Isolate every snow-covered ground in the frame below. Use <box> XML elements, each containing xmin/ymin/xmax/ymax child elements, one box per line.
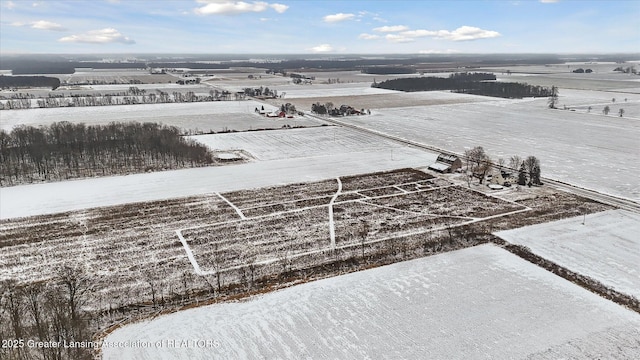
<box><xmin>0</xmin><ymin>144</ymin><xmax>435</xmax><ymax>219</ymax></box>
<box><xmin>0</xmin><ymin>100</ymin><xmax>323</xmax><ymax>132</ymax></box>
<box><xmin>103</xmin><ymin>244</ymin><xmax>640</xmax><ymax>360</ymax></box>
<box><xmin>277</xmin><ymin>83</ymin><xmax>398</xmax><ymax>98</ymax></box>
<box><xmin>495</xmin><ymin>209</ymin><xmax>640</xmax><ymax>299</ymax></box>
<box><xmin>346</xmin><ymin>95</ymin><xmax>640</xmax><ymax>201</ymax></box>
<box><xmin>191</xmin><ymin>126</ymin><xmax>409</xmax><ymax>161</ymax></box>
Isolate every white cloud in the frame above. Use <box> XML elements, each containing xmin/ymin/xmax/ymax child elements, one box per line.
<box><xmin>385</xmin><ymin>34</ymin><xmax>414</xmax><ymax>43</ymax></box>
<box><xmin>58</xmin><ymin>28</ymin><xmax>135</xmax><ymax>44</ymax></box>
<box><xmin>373</xmin><ymin>25</ymin><xmax>409</xmax><ymax>33</ymax></box>
<box><xmin>194</xmin><ymin>1</ymin><xmax>287</xmax><ymax>15</ymax></box>
<box><xmin>382</xmin><ymin>26</ymin><xmax>500</xmax><ymax>42</ymax></box>
<box><xmin>323</xmin><ymin>13</ymin><xmax>355</xmax><ymax>23</ymax></box>
<box><xmin>418</xmin><ymin>49</ymin><xmax>460</xmax><ymax>54</ymax></box>
<box><xmin>540</xmin><ymin>0</ymin><xmax>559</xmax><ymax>3</ymax></box>
<box><xmin>269</xmin><ymin>3</ymin><xmax>288</xmax><ymax>13</ymax></box>
<box><xmin>359</xmin><ymin>33</ymin><xmax>380</xmax><ymax>40</ymax></box>
<box><xmin>4</xmin><ymin>1</ymin><xmax>16</xmax><ymax>9</ymax></box>
<box><xmin>308</xmin><ymin>44</ymin><xmax>334</xmax><ymax>52</ymax></box>
<box><xmin>31</xmin><ymin>20</ymin><xmax>67</xmax><ymax>31</ymax></box>
<box><xmin>10</xmin><ymin>20</ymin><xmax>67</xmax><ymax>31</ymax></box>
<box><xmin>431</xmin><ymin>26</ymin><xmax>500</xmax><ymax>41</ymax></box>
<box><xmin>400</xmin><ymin>29</ymin><xmax>437</xmax><ymax>38</ymax></box>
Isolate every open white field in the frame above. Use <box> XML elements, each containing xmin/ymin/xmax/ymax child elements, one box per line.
<box><xmin>266</xmin><ymin>89</ymin><xmax>489</xmax><ymax>111</ymax></box>
<box><xmin>103</xmin><ymin>244</ymin><xmax>640</xmax><ymax>360</ymax></box>
<box><xmin>494</xmin><ymin>72</ymin><xmax>639</xmax><ymax>91</ymax></box>
<box><xmin>0</xmin><ymin>145</ymin><xmax>435</xmax><ymax>219</ymax></box>
<box><xmin>191</xmin><ymin>126</ymin><xmax>415</xmax><ymax>161</ymax></box>
<box><xmin>276</xmin><ymin>83</ymin><xmax>398</xmax><ymax>98</ymax></box>
<box><xmin>345</xmin><ymin>94</ymin><xmax>640</xmax><ymax>201</ymax></box>
<box><xmin>0</xmin><ymin>100</ymin><xmax>324</xmax><ymax>132</ymax></box>
<box><xmin>495</xmin><ymin>209</ymin><xmax>640</xmax><ymax>299</ymax></box>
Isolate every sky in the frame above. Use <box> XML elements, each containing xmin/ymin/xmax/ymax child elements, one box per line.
<box><xmin>0</xmin><ymin>0</ymin><xmax>638</xmax><ymax>54</ymax></box>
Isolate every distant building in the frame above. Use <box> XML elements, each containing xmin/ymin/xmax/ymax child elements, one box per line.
<box><xmin>428</xmin><ymin>154</ymin><xmax>462</xmax><ymax>173</ymax></box>
<box><xmin>491</xmin><ymin>170</ymin><xmax>516</xmax><ymax>186</ymax></box>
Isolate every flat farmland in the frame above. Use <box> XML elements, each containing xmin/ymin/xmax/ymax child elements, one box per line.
<box><xmin>0</xmin><ymin>147</ymin><xmax>434</xmax><ymax>219</ymax></box>
<box><xmin>0</xmin><ymin>100</ymin><xmax>324</xmax><ymax>132</ymax></box>
<box><xmin>495</xmin><ymin>209</ymin><xmax>640</xmax><ymax>299</ymax></box>
<box><xmin>60</xmin><ymin>69</ymin><xmax>177</xmax><ymax>85</ymax></box>
<box><xmin>264</xmin><ymin>89</ymin><xmax>487</xmax><ymax>110</ymax></box>
<box><xmin>1</xmin><ymin>168</ymin><xmax>526</xmax><ymax>312</ymax></box>
<box><xmin>191</xmin><ymin>125</ymin><xmax>421</xmax><ymax>161</ymax></box>
<box><xmin>103</xmin><ymin>244</ymin><xmax>640</xmax><ymax>360</ymax></box>
<box><xmin>0</xmin><ymin>194</ymin><xmax>239</xmax><ymax>310</ymax></box>
<box><xmin>271</xmin><ymin>83</ymin><xmax>398</xmax><ymax>98</ymax></box>
<box><xmin>495</xmin><ymin>72</ymin><xmax>640</xmax><ymax>91</ymax></box>
<box><xmin>345</xmin><ymin>95</ymin><xmax>640</xmax><ymax>201</ymax></box>
<box><xmin>178</xmin><ymin>168</ymin><xmax>528</xmax><ymax>275</ymax></box>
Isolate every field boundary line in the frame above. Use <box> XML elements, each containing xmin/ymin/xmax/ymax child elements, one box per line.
<box><xmin>394</xmin><ymin>185</ymin><xmax>410</xmax><ymax>194</ymax></box>
<box><xmin>178</xmin><ymin>184</ymin><xmax>458</xmax><ymax>233</ymax></box>
<box><xmin>356</xmin><ymin>199</ymin><xmax>476</xmax><ymax>220</ymax></box>
<box><xmin>237</xmin><ymin>179</ymin><xmax>438</xmax><ymax>211</ymax></box>
<box><xmin>329</xmin><ymin>177</ymin><xmax>342</xmax><ymax>250</ymax></box>
<box><xmin>216</xmin><ymin>192</ymin><xmax>246</xmax><ymax>220</ymax></box>
<box><xmin>179</xmin><ymin>200</ymin><xmax>532</xmax><ymax>276</ymax></box>
<box><xmin>175</xmin><ymin>229</ymin><xmax>204</xmax><ymax>276</ymax></box>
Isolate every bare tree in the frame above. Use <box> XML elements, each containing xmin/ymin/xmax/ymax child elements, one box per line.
<box><xmin>465</xmin><ymin>146</ymin><xmax>492</xmax><ymax>184</ymax></box>
<box><xmin>56</xmin><ymin>265</ymin><xmax>92</xmax><ymax>340</ymax></box>
<box><xmin>358</xmin><ymin>221</ymin><xmax>370</xmax><ymax>259</ymax></box>
<box><xmin>619</xmin><ymin>108</ymin><xmax>625</xmax><ymax>117</ymax></box>
<box><xmin>547</xmin><ymin>85</ymin><xmax>559</xmax><ymax>109</ymax></box>
<box><xmin>524</xmin><ymin>156</ymin><xmax>541</xmax><ymax>186</ymax></box>
<box><xmin>603</xmin><ymin>105</ymin><xmax>610</xmax><ymax>115</ymax></box>
<box><xmin>509</xmin><ymin>155</ymin><xmax>523</xmax><ymax>171</ymax></box>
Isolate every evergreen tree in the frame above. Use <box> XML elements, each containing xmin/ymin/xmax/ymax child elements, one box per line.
<box><xmin>518</xmin><ymin>162</ymin><xmax>527</xmax><ymax>186</ymax></box>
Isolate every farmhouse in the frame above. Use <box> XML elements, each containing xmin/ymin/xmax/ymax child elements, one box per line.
<box><xmin>428</xmin><ymin>154</ymin><xmax>462</xmax><ymax>173</ymax></box>
<box><xmin>491</xmin><ymin>170</ymin><xmax>516</xmax><ymax>186</ymax></box>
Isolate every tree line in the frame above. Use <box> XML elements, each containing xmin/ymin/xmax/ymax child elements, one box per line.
<box><xmin>0</xmin><ymin>121</ymin><xmax>214</xmax><ymax>186</ymax></box>
<box><xmin>0</xmin><ymin>266</ymin><xmax>94</xmax><ymax>360</ymax></box>
<box><xmin>464</xmin><ymin>146</ymin><xmax>542</xmax><ymax>187</ymax></box>
<box><xmin>361</xmin><ymin>67</ymin><xmax>416</xmax><ymax>75</ymax></box>
<box><xmin>372</xmin><ymin>72</ymin><xmax>553</xmax><ymax>99</ymax></box>
<box><xmin>0</xmin><ymin>76</ymin><xmax>61</xmax><ymax>90</ymax></box>
<box><xmin>0</xmin><ymin>87</ymin><xmax>241</xmax><ymax>110</ymax></box>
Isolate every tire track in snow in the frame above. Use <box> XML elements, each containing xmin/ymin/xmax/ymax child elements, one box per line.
<box><xmin>216</xmin><ymin>192</ymin><xmax>246</xmax><ymax>220</ymax></box>
<box><xmin>175</xmin><ymin>229</ymin><xmax>204</xmax><ymax>276</ymax></box>
<box><xmin>328</xmin><ymin>177</ymin><xmax>342</xmax><ymax>251</ymax></box>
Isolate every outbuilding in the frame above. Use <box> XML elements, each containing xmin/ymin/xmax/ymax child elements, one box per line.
<box><xmin>428</xmin><ymin>154</ymin><xmax>462</xmax><ymax>173</ymax></box>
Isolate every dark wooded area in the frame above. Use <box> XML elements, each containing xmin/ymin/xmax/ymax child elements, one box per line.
<box><xmin>0</xmin><ymin>122</ymin><xmax>215</xmax><ymax>186</ymax></box>
<box><xmin>372</xmin><ymin>72</ymin><xmax>553</xmax><ymax>98</ymax></box>
<box><xmin>0</xmin><ymin>75</ymin><xmax>61</xmax><ymax>90</ymax></box>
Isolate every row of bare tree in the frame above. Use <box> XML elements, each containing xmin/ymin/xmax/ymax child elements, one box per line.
<box><xmin>0</xmin><ymin>266</ymin><xmax>94</xmax><ymax>360</ymax></box>
<box><xmin>464</xmin><ymin>146</ymin><xmax>541</xmax><ymax>186</ymax></box>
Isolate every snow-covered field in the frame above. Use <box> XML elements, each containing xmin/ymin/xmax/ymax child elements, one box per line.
<box><xmin>345</xmin><ymin>94</ymin><xmax>640</xmax><ymax>201</ymax></box>
<box><xmin>276</xmin><ymin>83</ymin><xmax>398</xmax><ymax>98</ymax></box>
<box><xmin>495</xmin><ymin>209</ymin><xmax>640</xmax><ymax>299</ymax></box>
<box><xmin>0</xmin><ymin>145</ymin><xmax>435</xmax><ymax>219</ymax></box>
<box><xmin>191</xmin><ymin>126</ymin><xmax>412</xmax><ymax>161</ymax></box>
<box><xmin>103</xmin><ymin>244</ymin><xmax>640</xmax><ymax>360</ymax></box>
<box><xmin>0</xmin><ymin>100</ymin><xmax>323</xmax><ymax>132</ymax></box>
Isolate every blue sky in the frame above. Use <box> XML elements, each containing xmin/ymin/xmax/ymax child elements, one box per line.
<box><xmin>1</xmin><ymin>0</ymin><xmax>638</xmax><ymax>54</ymax></box>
